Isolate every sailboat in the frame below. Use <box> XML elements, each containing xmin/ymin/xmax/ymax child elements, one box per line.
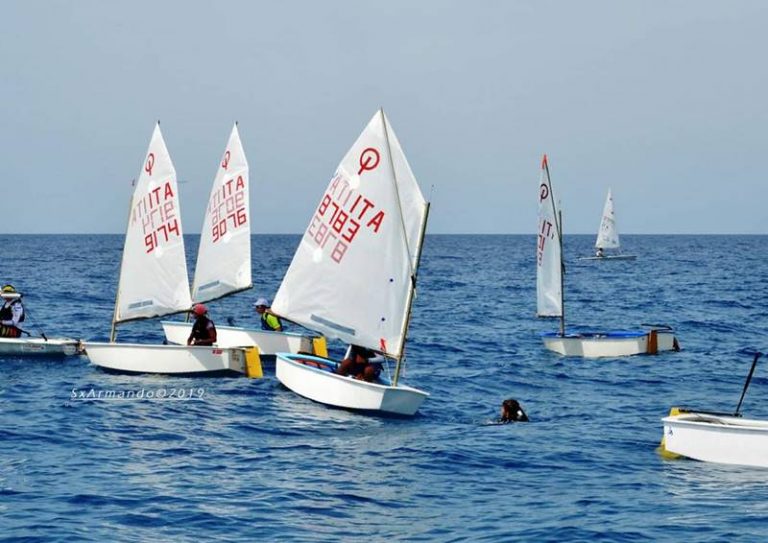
<box><xmin>0</xmin><ymin>289</ymin><xmax>81</xmax><ymax>356</ymax></box>
<box><xmin>84</xmin><ymin>123</ymin><xmax>258</xmax><ymax>375</ymax></box>
<box><xmin>537</xmin><ymin>155</ymin><xmax>678</xmax><ymax>357</ymax></box>
<box><xmin>160</xmin><ymin>124</ymin><xmax>320</xmax><ymax>355</ymax></box>
<box><xmin>272</xmin><ymin>109</ymin><xmax>430</xmax><ymax>416</ymax></box>
<box><xmin>581</xmin><ymin>189</ymin><xmax>636</xmax><ymax>261</ymax></box>
<box><xmin>660</xmin><ymin>353</ymin><xmax>768</xmax><ymax>468</ymax></box>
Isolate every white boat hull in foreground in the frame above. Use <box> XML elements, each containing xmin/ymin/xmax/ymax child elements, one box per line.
<box><xmin>84</xmin><ymin>342</ymin><xmax>248</xmax><ymax>375</ymax></box>
<box><xmin>161</xmin><ymin>321</ymin><xmax>314</xmax><ymax>354</ymax></box>
<box><xmin>662</xmin><ymin>411</ymin><xmax>768</xmax><ymax>468</ymax></box>
<box><xmin>541</xmin><ymin>329</ymin><xmax>678</xmax><ymax>357</ymax></box>
<box><xmin>275</xmin><ymin>353</ymin><xmax>429</xmax><ymax>416</ymax></box>
<box><xmin>0</xmin><ymin>337</ymin><xmax>81</xmax><ymax>357</ymax></box>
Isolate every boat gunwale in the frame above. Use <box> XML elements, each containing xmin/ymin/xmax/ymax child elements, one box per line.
<box><xmin>276</xmin><ymin>352</ymin><xmax>429</xmax><ymax>396</ymax></box>
<box><xmin>663</xmin><ymin>414</ymin><xmax>768</xmax><ymax>432</ymax></box>
<box><xmin>160</xmin><ymin>320</ymin><xmax>319</xmax><ymax>339</ymax></box>
<box><xmin>540</xmin><ymin>330</ymin><xmax>672</xmax><ymax>339</ymax></box>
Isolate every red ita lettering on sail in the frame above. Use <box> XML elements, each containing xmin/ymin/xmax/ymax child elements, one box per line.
<box><xmin>132</xmin><ymin>181</ymin><xmax>180</xmax><ymax>254</ymax></box>
<box><xmin>209</xmin><ymin>174</ymin><xmax>247</xmax><ymax>243</ymax></box>
<box><xmin>306</xmin><ymin>171</ymin><xmax>385</xmax><ymax>263</ymax></box>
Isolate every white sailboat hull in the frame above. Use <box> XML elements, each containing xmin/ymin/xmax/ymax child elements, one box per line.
<box><xmin>662</xmin><ymin>412</ymin><xmax>768</xmax><ymax>468</ymax></box>
<box><xmin>84</xmin><ymin>342</ymin><xmax>246</xmax><ymax>374</ymax></box>
<box><xmin>0</xmin><ymin>337</ymin><xmax>81</xmax><ymax>357</ymax></box>
<box><xmin>275</xmin><ymin>353</ymin><xmax>429</xmax><ymax>416</ymax></box>
<box><xmin>541</xmin><ymin>330</ymin><xmax>677</xmax><ymax>357</ymax></box>
<box><xmin>161</xmin><ymin>321</ymin><xmax>313</xmax><ymax>354</ymax></box>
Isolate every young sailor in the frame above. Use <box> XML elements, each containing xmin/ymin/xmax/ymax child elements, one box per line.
<box><xmin>0</xmin><ymin>285</ymin><xmax>25</xmax><ymax>338</ymax></box>
<box><xmin>187</xmin><ymin>304</ymin><xmax>217</xmax><ymax>346</ymax></box>
<box><xmin>254</xmin><ymin>298</ymin><xmax>283</xmax><ymax>332</ymax></box>
<box><xmin>336</xmin><ymin>345</ymin><xmax>383</xmax><ymax>382</ymax></box>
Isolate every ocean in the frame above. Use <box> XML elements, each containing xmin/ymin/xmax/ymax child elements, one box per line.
<box><xmin>1</xmin><ymin>234</ymin><xmax>767</xmax><ymax>542</ymax></box>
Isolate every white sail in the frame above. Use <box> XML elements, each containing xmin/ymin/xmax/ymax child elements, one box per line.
<box><xmin>595</xmin><ymin>188</ymin><xmax>620</xmax><ymax>249</ymax></box>
<box><xmin>536</xmin><ymin>154</ymin><xmax>562</xmax><ymax>318</ymax></box>
<box><xmin>191</xmin><ymin>123</ymin><xmax>252</xmax><ymax>303</ymax></box>
<box><xmin>273</xmin><ymin>110</ymin><xmax>427</xmax><ymax>359</ymax></box>
<box><xmin>115</xmin><ymin>123</ymin><xmax>192</xmax><ymax>323</ymax></box>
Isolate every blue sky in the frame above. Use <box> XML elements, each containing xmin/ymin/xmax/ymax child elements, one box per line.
<box><xmin>1</xmin><ymin>1</ymin><xmax>766</xmax><ymax>234</ymax></box>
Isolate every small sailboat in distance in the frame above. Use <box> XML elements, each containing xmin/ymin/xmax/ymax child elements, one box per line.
<box><xmin>537</xmin><ymin>155</ymin><xmax>678</xmax><ymax>358</ymax></box>
<box><xmin>581</xmin><ymin>189</ymin><xmax>636</xmax><ymax>261</ymax></box>
<box><xmin>272</xmin><ymin>109</ymin><xmax>430</xmax><ymax>416</ymax></box>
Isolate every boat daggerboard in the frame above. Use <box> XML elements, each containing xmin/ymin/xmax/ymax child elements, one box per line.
<box><xmin>114</xmin><ymin>123</ymin><xmax>193</xmax><ymax>324</ymax></box>
<box><xmin>272</xmin><ymin>110</ymin><xmax>427</xmax><ymax>359</ymax></box>
<box><xmin>595</xmin><ymin>188</ymin><xmax>619</xmax><ymax>249</ymax></box>
<box><xmin>191</xmin><ymin>123</ymin><xmax>252</xmax><ymax>303</ymax></box>
<box><xmin>536</xmin><ymin>154</ymin><xmax>562</xmax><ymax>318</ymax></box>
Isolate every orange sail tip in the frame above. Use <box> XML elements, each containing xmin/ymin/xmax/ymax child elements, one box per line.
<box><xmin>541</xmin><ymin>154</ymin><xmax>548</xmax><ymax>168</ymax></box>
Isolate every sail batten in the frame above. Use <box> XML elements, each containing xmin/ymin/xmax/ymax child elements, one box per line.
<box><xmin>191</xmin><ymin>124</ymin><xmax>252</xmax><ymax>304</ymax></box>
<box><xmin>536</xmin><ymin>155</ymin><xmax>563</xmax><ymax>318</ymax></box>
<box><xmin>114</xmin><ymin>124</ymin><xmax>192</xmax><ymax>324</ymax></box>
<box><xmin>272</xmin><ymin>111</ymin><xmax>427</xmax><ymax>359</ymax></box>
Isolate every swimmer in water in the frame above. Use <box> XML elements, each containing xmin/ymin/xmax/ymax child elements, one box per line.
<box><xmin>500</xmin><ymin>399</ymin><xmax>529</xmax><ymax>423</ymax></box>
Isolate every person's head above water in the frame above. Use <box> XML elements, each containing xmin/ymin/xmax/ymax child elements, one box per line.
<box><xmin>500</xmin><ymin>399</ymin><xmax>529</xmax><ymax>423</ymax></box>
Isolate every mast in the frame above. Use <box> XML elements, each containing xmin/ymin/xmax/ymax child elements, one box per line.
<box><xmin>543</xmin><ymin>156</ymin><xmax>565</xmax><ymax>336</ymax></box>
<box><xmin>393</xmin><ymin>201</ymin><xmax>430</xmax><ymax>387</ymax></box>
<box><xmin>558</xmin><ymin>209</ymin><xmax>565</xmax><ymax>336</ymax></box>
<box><xmin>380</xmin><ymin>108</ymin><xmax>428</xmax><ymax>386</ymax></box>
<box><xmin>109</xmin><ymin>181</ymin><xmax>137</xmax><ymax>342</ymax></box>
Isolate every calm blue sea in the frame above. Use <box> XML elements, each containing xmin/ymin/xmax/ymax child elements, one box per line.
<box><xmin>1</xmin><ymin>234</ymin><xmax>767</xmax><ymax>542</ymax></box>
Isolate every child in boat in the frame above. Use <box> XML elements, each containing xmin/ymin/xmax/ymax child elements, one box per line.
<box><xmin>336</xmin><ymin>344</ymin><xmax>382</xmax><ymax>382</ymax></box>
<box><xmin>0</xmin><ymin>285</ymin><xmax>25</xmax><ymax>338</ymax></box>
<box><xmin>500</xmin><ymin>399</ymin><xmax>529</xmax><ymax>423</ymax></box>
<box><xmin>254</xmin><ymin>297</ymin><xmax>283</xmax><ymax>331</ymax></box>
<box><xmin>187</xmin><ymin>304</ymin><xmax>217</xmax><ymax>346</ymax></box>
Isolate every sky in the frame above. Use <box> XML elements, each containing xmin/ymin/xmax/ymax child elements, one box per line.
<box><xmin>1</xmin><ymin>1</ymin><xmax>766</xmax><ymax>235</ymax></box>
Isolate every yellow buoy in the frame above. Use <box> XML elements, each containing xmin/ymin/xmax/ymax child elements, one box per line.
<box><xmin>244</xmin><ymin>346</ymin><xmax>263</xmax><ymax>378</ymax></box>
<box><xmin>312</xmin><ymin>337</ymin><xmax>328</xmax><ymax>358</ymax></box>
<box><xmin>657</xmin><ymin>407</ymin><xmax>682</xmax><ymax>459</ymax></box>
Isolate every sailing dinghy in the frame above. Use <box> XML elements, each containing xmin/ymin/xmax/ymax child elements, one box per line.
<box><xmin>272</xmin><ymin>109</ymin><xmax>430</xmax><ymax>416</ymax></box>
<box><xmin>160</xmin><ymin>123</ymin><xmax>319</xmax><ymax>355</ymax></box>
<box><xmin>0</xmin><ymin>291</ymin><xmax>81</xmax><ymax>356</ymax></box>
<box><xmin>660</xmin><ymin>353</ymin><xmax>768</xmax><ymax>468</ymax></box>
<box><xmin>537</xmin><ymin>155</ymin><xmax>678</xmax><ymax>357</ymax></box>
<box><xmin>580</xmin><ymin>189</ymin><xmax>636</xmax><ymax>261</ymax></box>
<box><xmin>84</xmin><ymin>123</ymin><xmax>258</xmax><ymax>375</ymax></box>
